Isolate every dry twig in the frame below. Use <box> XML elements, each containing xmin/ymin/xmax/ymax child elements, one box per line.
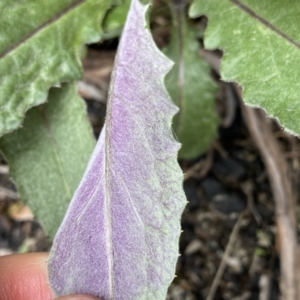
<box><xmin>240</xmin><ymin>98</ymin><xmax>298</xmax><ymax>300</ymax></box>
<box><xmin>206</xmin><ymin>212</ymin><xmax>245</xmax><ymax>300</ymax></box>
<box><xmin>241</xmin><ymin>181</ymin><xmax>262</xmax><ymax>224</ymax></box>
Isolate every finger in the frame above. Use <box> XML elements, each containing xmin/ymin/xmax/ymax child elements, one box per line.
<box><xmin>0</xmin><ymin>252</ymin><xmax>53</xmax><ymax>300</ymax></box>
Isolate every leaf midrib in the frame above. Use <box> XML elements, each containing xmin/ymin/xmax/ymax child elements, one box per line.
<box><xmin>0</xmin><ymin>0</ymin><xmax>85</xmax><ymax>60</ymax></box>
<box><xmin>230</xmin><ymin>0</ymin><xmax>300</xmax><ymax>50</ymax></box>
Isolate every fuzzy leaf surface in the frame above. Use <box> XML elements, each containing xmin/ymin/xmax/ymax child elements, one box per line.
<box><xmin>0</xmin><ymin>84</ymin><xmax>95</xmax><ymax>239</ymax></box>
<box><xmin>0</xmin><ymin>0</ymin><xmax>110</xmax><ymax>137</ymax></box>
<box><xmin>165</xmin><ymin>13</ymin><xmax>218</xmax><ymax>159</ymax></box>
<box><xmin>190</xmin><ymin>0</ymin><xmax>300</xmax><ymax>135</ymax></box>
<box><xmin>48</xmin><ymin>0</ymin><xmax>186</xmax><ymax>299</ymax></box>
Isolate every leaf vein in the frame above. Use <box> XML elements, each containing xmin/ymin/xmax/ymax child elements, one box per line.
<box><xmin>230</xmin><ymin>0</ymin><xmax>300</xmax><ymax>50</ymax></box>
<box><xmin>0</xmin><ymin>0</ymin><xmax>85</xmax><ymax>60</ymax></box>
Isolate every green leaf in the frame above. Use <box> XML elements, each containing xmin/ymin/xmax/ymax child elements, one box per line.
<box><xmin>0</xmin><ymin>83</ymin><xmax>95</xmax><ymax>239</ymax></box>
<box><xmin>165</xmin><ymin>10</ymin><xmax>219</xmax><ymax>159</ymax></box>
<box><xmin>102</xmin><ymin>0</ymin><xmax>130</xmax><ymax>39</ymax></box>
<box><xmin>189</xmin><ymin>0</ymin><xmax>300</xmax><ymax>135</ymax></box>
<box><xmin>0</xmin><ymin>0</ymin><xmax>110</xmax><ymax>137</ymax></box>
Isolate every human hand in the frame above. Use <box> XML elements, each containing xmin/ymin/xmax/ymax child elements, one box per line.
<box><xmin>0</xmin><ymin>253</ymin><xmax>101</xmax><ymax>300</ymax></box>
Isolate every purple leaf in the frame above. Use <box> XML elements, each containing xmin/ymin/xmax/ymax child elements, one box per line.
<box><xmin>47</xmin><ymin>0</ymin><xmax>186</xmax><ymax>299</ymax></box>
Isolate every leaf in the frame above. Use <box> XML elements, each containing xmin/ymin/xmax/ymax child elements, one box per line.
<box><xmin>0</xmin><ymin>83</ymin><xmax>95</xmax><ymax>239</ymax></box>
<box><xmin>189</xmin><ymin>1</ymin><xmax>300</xmax><ymax>135</ymax></box>
<box><xmin>48</xmin><ymin>0</ymin><xmax>186</xmax><ymax>298</ymax></box>
<box><xmin>0</xmin><ymin>0</ymin><xmax>110</xmax><ymax>137</ymax></box>
<box><xmin>102</xmin><ymin>0</ymin><xmax>130</xmax><ymax>39</ymax></box>
<box><xmin>164</xmin><ymin>7</ymin><xmax>219</xmax><ymax>159</ymax></box>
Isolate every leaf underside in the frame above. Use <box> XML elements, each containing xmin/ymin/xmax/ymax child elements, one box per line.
<box><xmin>190</xmin><ymin>0</ymin><xmax>300</xmax><ymax>135</ymax></box>
<box><xmin>0</xmin><ymin>0</ymin><xmax>110</xmax><ymax>137</ymax></box>
<box><xmin>0</xmin><ymin>83</ymin><xmax>95</xmax><ymax>239</ymax></box>
<box><xmin>165</xmin><ymin>13</ymin><xmax>219</xmax><ymax>159</ymax></box>
<box><xmin>48</xmin><ymin>0</ymin><xmax>186</xmax><ymax>299</ymax></box>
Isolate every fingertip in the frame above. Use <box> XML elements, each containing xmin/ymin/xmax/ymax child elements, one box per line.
<box><xmin>0</xmin><ymin>253</ymin><xmax>103</xmax><ymax>300</ymax></box>
<box><xmin>0</xmin><ymin>252</ymin><xmax>52</xmax><ymax>300</ymax></box>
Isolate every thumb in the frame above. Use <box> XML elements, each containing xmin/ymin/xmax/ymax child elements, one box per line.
<box><xmin>0</xmin><ymin>253</ymin><xmax>103</xmax><ymax>300</ymax></box>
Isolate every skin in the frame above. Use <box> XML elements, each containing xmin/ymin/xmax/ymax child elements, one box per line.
<box><xmin>0</xmin><ymin>253</ymin><xmax>100</xmax><ymax>300</ymax></box>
